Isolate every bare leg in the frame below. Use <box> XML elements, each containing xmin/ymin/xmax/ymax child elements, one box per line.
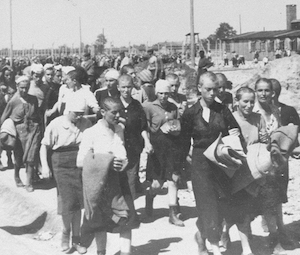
<box><xmin>236</xmin><ymin>216</ymin><xmax>252</xmax><ymax>255</ymax></box>
<box><xmin>95</xmin><ymin>231</ymin><xmax>107</xmax><ymax>255</ymax></box>
<box><xmin>168</xmin><ymin>180</ymin><xmax>184</xmax><ymax>227</ymax></box>
<box><xmin>120</xmin><ymin>229</ymin><xmax>131</xmax><ymax>255</ymax></box>
<box><xmin>61</xmin><ymin>214</ymin><xmax>72</xmax><ymax>251</ymax></box>
<box><xmin>71</xmin><ymin>210</ymin><xmax>81</xmax><ymax>237</ymax></box>
<box><xmin>25</xmin><ymin>163</ymin><xmax>34</xmax><ymax>192</ymax></box>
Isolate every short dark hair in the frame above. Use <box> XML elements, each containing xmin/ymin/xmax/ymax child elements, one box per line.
<box><xmin>269</xmin><ymin>78</ymin><xmax>281</xmax><ymax>96</ymax></box>
<box><xmin>101</xmin><ymin>97</ymin><xmax>121</xmax><ymax>111</ymax></box>
<box><xmin>235</xmin><ymin>86</ymin><xmax>255</xmax><ymax>101</ymax></box>
<box><xmin>120</xmin><ymin>64</ymin><xmax>134</xmax><ymax>75</ymax></box>
<box><xmin>254</xmin><ymin>78</ymin><xmax>273</xmax><ymax>90</ymax></box>
<box><xmin>67</xmin><ymin>66</ymin><xmax>88</xmax><ymax>84</ymax></box>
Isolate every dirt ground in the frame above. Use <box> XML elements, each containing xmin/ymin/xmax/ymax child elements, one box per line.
<box><xmin>1</xmin><ymin>58</ymin><xmax>300</xmax><ymax>255</ymax></box>
<box><xmin>1</xmin><ymin>152</ymin><xmax>300</xmax><ymax>255</ymax></box>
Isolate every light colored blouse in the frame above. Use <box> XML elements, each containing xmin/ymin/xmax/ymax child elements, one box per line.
<box><xmin>233</xmin><ymin>111</ymin><xmax>266</xmax><ymax>146</ymax></box>
<box><xmin>41</xmin><ymin>115</ymin><xmax>92</xmax><ymax>150</ymax></box>
<box><xmin>77</xmin><ymin>119</ymin><xmax>127</xmax><ymax>167</ymax></box>
<box><xmin>253</xmin><ymin>102</ymin><xmax>281</xmax><ymax>135</ymax></box>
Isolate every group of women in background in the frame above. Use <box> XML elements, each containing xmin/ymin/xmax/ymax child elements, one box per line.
<box><xmin>0</xmin><ymin>59</ymin><xmax>295</xmax><ymax>255</ymax></box>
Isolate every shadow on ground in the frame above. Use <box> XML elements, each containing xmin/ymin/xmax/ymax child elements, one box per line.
<box><xmin>0</xmin><ymin>212</ymin><xmax>47</xmax><ymax>235</ymax></box>
<box><xmin>138</xmin><ymin>205</ymin><xmax>197</xmax><ymax>224</ymax></box>
<box><xmin>128</xmin><ymin>237</ymin><xmax>182</xmax><ymax>255</ymax></box>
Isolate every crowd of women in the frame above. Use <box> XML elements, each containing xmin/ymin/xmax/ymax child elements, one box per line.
<box><xmin>0</xmin><ymin>51</ymin><xmax>298</xmax><ymax>255</ymax></box>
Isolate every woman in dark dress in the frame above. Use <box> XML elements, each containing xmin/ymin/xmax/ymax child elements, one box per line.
<box><xmin>1</xmin><ymin>76</ymin><xmax>41</xmax><ymax>192</ymax></box>
<box><xmin>143</xmin><ymin>79</ymin><xmax>184</xmax><ymax>227</ymax></box>
<box><xmin>181</xmin><ymin>72</ymin><xmax>241</xmax><ymax>255</ymax></box>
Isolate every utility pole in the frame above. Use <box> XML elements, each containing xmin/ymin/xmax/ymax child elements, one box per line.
<box><xmin>239</xmin><ymin>14</ymin><xmax>242</xmax><ymax>34</ymax></box>
<box><xmin>9</xmin><ymin>0</ymin><xmax>13</xmax><ymax>67</ymax></box>
<box><xmin>79</xmin><ymin>17</ymin><xmax>82</xmax><ymax>57</ymax></box>
<box><xmin>190</xmin><ymin>0</ymin><xmax>195</xmax><ymax>67</ymax></box>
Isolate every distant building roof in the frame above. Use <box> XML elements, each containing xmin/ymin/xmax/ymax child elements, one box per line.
<box><xmin>227</xmin><ymin>29</ymin><xmax>300</xmax><ymax>41</ymax></box>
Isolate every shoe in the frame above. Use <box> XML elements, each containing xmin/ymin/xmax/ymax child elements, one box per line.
<box><xmin>97</xmin><ymin>250</ymin><xmax>106</xmax><ymax>255</ymax></box>
<box><xmin>25</xmin><ymin>185</ymin><xmax>34</xmax><ymax>192</ymax></box>
<box><xmin>61</xmin><ymin>231</ymin><xmax>70</xmax><ymax>252</ymax></box>
<box><xmin>0</xmin><ymin>163</ymin><xmax>4</xmax><ymax>171</ymax></box>
<box><xmin>72</xmin><ymin>236</ymin><xmax>87</xmax><ymax>254</ymax></box>
<box><xmin>145</xmin><ymin>192</ymin><xmax>155</xmax><ymax>216</ymax></box>
<box><xmin>169</xmin><ymin>206</ymin><xmax>184</xmax><ymax>227</ymax></box>
<box><xmin>15</xmin><ymin>177</ymin><xmax>25</xmax><ymax>188</ymax></box>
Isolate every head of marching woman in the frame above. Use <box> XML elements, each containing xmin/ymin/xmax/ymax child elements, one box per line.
<box><xmin>16</xmin><ymin>76</ymin><xmax>30</xmax><ymax>99</ymax></box>
<box><xmin>100</xmin><ymin>97</ymin><xmax>122</xmax><ymax>128</ymax></box>
<box><xmin>235</xmin><ymin>87</ymin><xmax>256</xmax><ymax>118</ymax></box>
<box><xmin>118</xmin><ymin>74</ymin><xmax>133</xmax><ymax>101</ymax></box>
<box><xmin>65</xmin><ymin>66</ymin><xmax>87</xmax><ymax>91</ymax></box>
<box><xmin>155</xmin><ymin>79</ymin><xmax>171</xmax><ymax>107</ymax></box>
<box><xmin>198</xmin><ymin>71</ymin><xmax>219</xmax><ymax>107</ymax></box>
<box><xmin>255</xmin><ymin>78</ymin><xmax>274</xmax><ymax>106</ymax></box>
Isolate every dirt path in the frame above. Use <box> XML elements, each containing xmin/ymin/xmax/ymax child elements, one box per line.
<box><xmin>1</xmin><ymin>155</ymin><xmax>300</xmax><ymax>255</ymax></box>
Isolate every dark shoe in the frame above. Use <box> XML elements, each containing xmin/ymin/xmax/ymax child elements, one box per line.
<box><xmin>72</xmin><ymin>236</ymin><xmax>87</xmax><ymax>254</ymax></box>
<box><xmin>269</xmin><ymin>233</ymin><xmax>287</xmax><ymax>255</ymax></box>
<box><xmin>15</xmin><ymin>177</ymin><xmax>24</xmax><ymax>187</ymax></box>
<box><xmin>145</xmin><ymin>193</ymin><xmax>155</xmax><ymax>216</ymax></box>
<box><xmin>7</xmin><ymin>159</ymin><xmax>14</xmax><ymax>169</ymax></box>
<box><xmin>169</xmin><ymin>206</ymin><xmax>184</xmax><ymax>227</ymax></box>
<box><xmin>97</xmin><ymin>250</ymin><xmax>106</xmax><ymax>255</ymax></box>
<box><xmin>61</xmin><ymin>231</ymin><xmax>70</xmax><ymax>252</ymax></box>
<box><xmin>176</xmin><ymin>198</ymin><xmax>183</xmax><ymax>220</ymax></box>
<box><xmin>194</xmin><ymin>231</ymin><xmax>208</xmax><ymax>255</ymax></box>
<box><xmin>25</xmin><ymin>185</ymin><xmax>34</xmax><ymax>192</ymax></box>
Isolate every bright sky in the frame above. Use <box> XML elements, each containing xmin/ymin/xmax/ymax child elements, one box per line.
<box><xmin>0</xmin><ymin>0</ymin><xmax>298</xmax><ymax>50</ymax></box>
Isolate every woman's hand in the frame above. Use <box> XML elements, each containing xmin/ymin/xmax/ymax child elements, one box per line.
<box><xmin>259</xmin><ymin>131</ymin><xmax>269</xmax><ymax>143</ymax></box>
<box><xmin>41</xmin><ymin>164</ymin><xmax>52</xmax><ymax>179</ymax></box>
<box><xmin>113</xmin><ymin>157</ymin><xmax>128</xmax><ymax>172</ymax></box>
<box><xmin>228</xmin><ymin>128</ymin><xmax>240</xmax><ymax>136</ymax></box>
<box><xmin>144</xmin><ymin>141</ymin><xmax>154</xmax><ymax>154</ymax></box>
<box><xmin>45</xmin><ymin>109</ymin><xmax>54</xmax><ymax>117</ymax></box>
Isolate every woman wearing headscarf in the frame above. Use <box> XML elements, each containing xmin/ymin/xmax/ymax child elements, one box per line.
<box><xmin>181</xmin><ymin>72</ymin><xmax>241</xmax><ymax>255</ymax></box>
<box><xmin>40</xmin><ymin>99</ymin><xmax>91</xmax><ymax>253</ymax></box>
<box><xmin>0</xmin><ymin>65</ymin><xmax>16</xmax><ymax>169</ymax></box>
<box><xmin>143</xmin><ymin>79</ymin><xmax>184</xmax><ymax>227</ymax></box>
<box><xmin>1</xmin><ymin>76</ymin><xmax>41</xmax><ymax>192</ymax></box>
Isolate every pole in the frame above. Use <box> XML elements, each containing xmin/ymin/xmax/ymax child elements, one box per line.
<box><xmin>79</xmin><ymin>17</ymin><xmax>82</xmax><ymax>57</ymax></box>
<box><xmin>190</xmin><ymin>0</ymin><xmax>195</xmax><ymax>67</ymax></box>
<box><xmin>239</xmin><ymin>14</ymin><xmax>242</xmax><ymax>34</ymax></box>
<box><xmin>9</xmin><ymin>0</ymin><xmax>13</xmax><ymax>67</ymax></box>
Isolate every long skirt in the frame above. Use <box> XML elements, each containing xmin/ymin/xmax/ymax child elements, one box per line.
<box><xmin>192</xmin><ymin>147</ymin><xmax>232</xmax><ymax>243</ymax></box>
<box><xmin>52</xmin><ymin>149</ymin><xmax>83</xmax><ymax>215</ymax></box>
<box><xmin>14</xmin><ymin>121</ymin><xmax>41</xmax><ymax>164</ymax></box>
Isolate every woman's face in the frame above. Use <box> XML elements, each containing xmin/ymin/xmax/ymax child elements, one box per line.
<box><xmin>65</xmin><ymin>75</ymin><xmax>76</xmax><ymax>89</ymax></box>
<box><xmin>199</xmin><ymin>79</ymin><xmax>218</xmax><ymax>105</ymax></box>
<box><xmin>102</xmin><ymin>103</ymin><xmax>121</xmax><ymax>126</ymax></box>
<box><xmin>32</xmin><ymin>72</ymin><xmax>43</xmax><ymax>84</ymax></box>
<box><xmin>256</xmin><ymin>81</ymin><xmax>273</xmax><ymax>104</ymax></box>
<box><xmin>237</xmin><ymin>92</ymin><xmax>255</xmax><ymax>116</ymax></box>
<box><xmin>118</xmin><ymin>79</ymin><xmax>132</xmax><ymax>100</ymax></box>
<box><xmin>44</xmin><ymin>69</ymin><xmax>53</xmax><ymax>83</ymax></box>
<box><xmin>53</xmin><ymin>71</ymin><xmax>62</xmax><ymax>84</ymax></box>
<box><xmin>157</xmin><ymin>92</ymin><xmax>169</xmax><ymax>105</ymax></box>
<box><xmin>4</xmin><ymin>70</ymin><xmax>11</xmax><ymax>82</ymax></box>
<box><xmin>17</xmin><ymin>81</ymin><xmax>29</xmax><ymax>98</ymax></box>
<box><xmin>105</xmin><ymin>78</ymin><xmax>118</xmax><ymax>91</ymax></box>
